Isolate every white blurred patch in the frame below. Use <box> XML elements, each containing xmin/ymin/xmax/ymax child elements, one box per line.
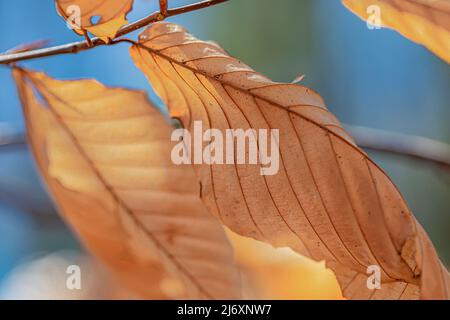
<box><xmin>0</xmin><ymin>251</ymin><xmax>113</xmax><ymax>300</ymax></box>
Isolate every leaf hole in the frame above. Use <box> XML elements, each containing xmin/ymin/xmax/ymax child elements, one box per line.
<box><xmin>90</xmin><ymin>15</ymin><xmax>102</xmax><ymax>25</ymax></box>
<box><xmin>171</xmin><ymin>117</ymin><xmax>184</xmax><ymax>130</ymax></box>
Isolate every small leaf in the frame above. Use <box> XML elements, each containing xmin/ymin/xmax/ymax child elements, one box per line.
<box><xmin>13</xmin><ymin>68</ymin><xmax>241</xmax><ymax>299</ymax></box>
<box><xmin>130</xmin><ymin>22</ymin><xmax>450</xmax><ymax>300</ymax></box>
<box><xmin>55</xmin><ymin>0</ymin><xmax>133</xmax><ymax>41</ymax></box>
<box><xmin>342</xmin><ymin>0</ymin><xmax>450</xmax><ymax>63</ymax></box>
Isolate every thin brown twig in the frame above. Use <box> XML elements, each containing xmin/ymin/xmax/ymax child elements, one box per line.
<box><xmin>160</xmin><ymin>0</ymin><xmax>169</xmax><ymax>16</ymax></box>
<box><xmin>0</xmin><ymin>0</ymin><xmax>230</xmax><ymax>65</ymax></box>
<box><xmin>82</xmin><ymin>30</ymin><xmax>93</xmax><ymax>47</ymax></box>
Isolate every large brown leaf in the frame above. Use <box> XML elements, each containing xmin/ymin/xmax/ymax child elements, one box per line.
<box><xmin>55</xmin><ymin>0</ymin><xmax>133</xmax><ymax>41</ymax></box>
<box><xmin>130</xmin><ymin>22</ymin><xmax>450</xmax><ymax>299</ymax></box>
<box><xmin>13</xmin><ymin>68</ymin><xmax>241</xmax><ymax>299</ymax></box>
<box><xmin>342</xmin><ymin>0</ymin><xmax>450</xmax><ymax>63</ymax></box>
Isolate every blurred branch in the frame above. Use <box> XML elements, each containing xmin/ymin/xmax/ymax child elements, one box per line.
<box><xmin>345</xmin><ymin>124</ymin><xmax>450</xmax><ymax>171</ymax></box>
<box><xmin>0</xmin><ymin>185</ymin><xmax>59</xmax><ymax>223</ymax></box>
<box><xmin>2</xmin><ymin>123</ymin><xmax>450</xmax><ymax>171</ymax></box>
<box><xmin>0</xmin><ymin>0</ymin><xmax>230</xmax><ymax>65</ymax></box>
<box><xmin>0</xmin><ymin>123</ymin><xmax>26</xmax><ymax>149</ymax></box>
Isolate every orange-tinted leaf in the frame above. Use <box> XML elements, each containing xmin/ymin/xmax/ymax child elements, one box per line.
<box><xmin>13</xmin><ymin>68</ymin><xmax>241</xmax><ymax>299</ymax></box>
<box><xmin>228</xmin><ymin>230</ymin><xmax>343</xmax><ymax>300</ymax></box>
<box><xmin>342</xmin><ymin>0</ymin><xmax>450</xmax><ymax>63</ymax></box>
<box><xmin>55</xmin><ymin>0</ymin><xmax>133</xmax><ymax>41</ymax></box>
<box><xmin>130</xmin><ymin>22</ymin><xmax>450</xmax><ymax>300</ymax></box>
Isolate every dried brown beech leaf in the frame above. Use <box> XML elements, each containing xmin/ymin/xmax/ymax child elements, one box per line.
<box><xmin>342</xmin><ymin>0</ymin><xmax>450</xmax><ymax>63</ymax></box>
<box><xmin>55</xmin><ymin>0</ymin><xmax>133</xmax><ymax>41</ymax></box>
<box><xmin>130</xmin><ymin>22</ymin><xmax>450</xmax><ymax>300</ymax></box>
<box><xmin>13</xmin><ymin>68</ymin><xmax>241</xmax><ymax>300</ymax></box>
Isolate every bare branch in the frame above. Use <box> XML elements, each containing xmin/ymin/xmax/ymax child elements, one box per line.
<box><xmin>0</xmin><ymin>123</ymin><xmax>26</xmax><ymax>149</ymax></box>
<box><xmin>2</xmin><ymin>122</ymin><xmax>450</xmax><ymax>171</ymax></box>
<box><xmin>0</xmin><ymin>0</ymin><xmax>230</xmax><ymax>65</ymax></box>
<box><xmin>168</xmin><ymin>0</ymin><xmax>228</xmax><ymax>15</ymax></box>
<box><xmin>346</xmin><ymin>124</ymin><xmax>450</xmax><ymax>171</ymax></box>
<box><xmin>82</xmin><ymin>30</ymin><xmax>93</xmax><ymax>48</ymax></box>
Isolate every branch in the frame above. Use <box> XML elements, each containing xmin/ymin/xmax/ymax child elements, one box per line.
<box><xmin>2</xmin><ymin>122</ymin><xmax>450</xmax><ymax>171</ymax></box>
<box><xmin>0</xmin><ymin>0</ymin><xmax>230</xmax><ymax>65</ymax></box>
<box><xmin>0</xmin><ymin>123</ymin><xmax>26</xmax><ymax>149</ymax></box>
<box><xmin>345</xmin><ymin>124</ymin><xmax>450</xmax><ymax>171</ymax></box>
<box><xmin>160</xmin><ymin>0</ymin><xmax>169</xmax><ymax>16</ymax></box>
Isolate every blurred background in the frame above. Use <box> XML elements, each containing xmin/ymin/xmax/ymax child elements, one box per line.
<box><xmin>0</xmin><ymin>0</ymin><xmax>449</xmax><ymax>299</ymax></box>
